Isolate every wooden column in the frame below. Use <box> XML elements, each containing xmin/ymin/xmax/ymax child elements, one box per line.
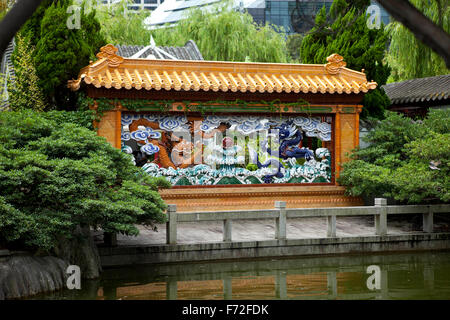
<box><xmin>95</xmin><ymin>104</ymin><xmax>122</xmax><ymax>149</ymax></box>
<box><xmin>335</xmin><ymin>111</ymin><xmax>341</xmax><ymax>179</ymax></box>
<box><xmin>335</xmin><ymin>105</ymin><xmax>363</xmax><ymax>181</ymax></box>
<box><xmin>115</xmin><ymin>106</ymin><xmax>122</xmax><ymax>149</ymax></box>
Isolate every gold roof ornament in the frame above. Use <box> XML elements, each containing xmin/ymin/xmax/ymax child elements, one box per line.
<box><xmin>68</xmin><ymin>45</ymin><xmax>377</xmax><ymax>94</ymax></box>
<box><xmin>95</xmin><ymin>44</ymin><xmax>124</xmax><ymax>68</ymax></box>
<box><xmin>325</xmin><ymin>54</ymin><xmax>347</xmax><ymax>75</ymax></box>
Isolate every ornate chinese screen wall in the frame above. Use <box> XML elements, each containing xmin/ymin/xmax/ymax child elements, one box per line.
<box><xmin>68</xmin><ymin>46</ymin><xmax>372</xmax><ymax>209</ymax></box>
<box><xmin>121</xmin><ymin>113</ymin><xmax>334</xmax><ymax>186</ymax></box>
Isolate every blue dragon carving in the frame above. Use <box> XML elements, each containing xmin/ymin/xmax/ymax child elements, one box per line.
<box><xmin>249</xmin><ymin>121</ymin><xmax>314</xmax><ymax>183</ymax></box>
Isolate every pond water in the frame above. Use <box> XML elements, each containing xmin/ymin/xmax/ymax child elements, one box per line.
<box><xmin>33</xmin><ymin>250</ymin><xmax>450</xmax><ymax>300</ymax></box>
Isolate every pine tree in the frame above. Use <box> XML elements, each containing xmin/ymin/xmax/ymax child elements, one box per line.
<box><xmin>33</xmin><ymin>0</ymin><xmax>104</xmax><ymax>109</ymax></box>
<box><xmin>8</xmin><ymin>34</ymin><xmax>47</xmax><ymax>111</ymax></box>
<box><xmin>18</xmin><ymin>0</ymin><xmax>53</xmax><ymax>46</ymax></box>
<box><xmin>300</xmin><ymin>0</ymin><xmax>391</xmax><ymax>119</ymax></box>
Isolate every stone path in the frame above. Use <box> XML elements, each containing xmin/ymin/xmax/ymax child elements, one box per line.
<box><xmin>104</xmin><ymin>214</ymin><xmax>450</xmax><ymax>246</ymax></box>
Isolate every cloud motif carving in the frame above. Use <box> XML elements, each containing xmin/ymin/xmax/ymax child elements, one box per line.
<box><xmin>130</xmin><ymin>128</ymin><xmax>161</xmax><ymax>141</ymax></box>
<box><xmin>121</xmin><ymin>131</ymin><xmax>131</xmax><ymax>141</ymax></box>
<box><xmin>140</xmin><ymin>143</ymin><xmax>160</xmax><ymax>155</ymax></box>
<box><xmin>121</xmin><ymin>114</ymin><xmax>140</xmax><ymax>126</ymax></box>
<box><xmin>123</xmin><ymin>114</ymin><xmax>332</xmax><ymax>141</ymax></box>
<box><xmin>159</xmin><ymin>116</ymin><xmax>189</xmax><ymax>132</ymax></box>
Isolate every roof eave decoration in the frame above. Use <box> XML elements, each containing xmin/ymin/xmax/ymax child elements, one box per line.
<box><xmin>325</xmin><ymin>53</ymin><xmax>346</xmax><ymax>74</ymax></box>
<box><xmin>95</xmin><ymin>44</ymin><xmax>125</xmax><ymax>67</ymax></box>
<box><xmin>68</xmin><ymin>44</ymin><xmax>378</xmax><ymax>94</ymax></box>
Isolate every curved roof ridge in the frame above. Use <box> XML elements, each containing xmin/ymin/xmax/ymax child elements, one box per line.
<box><xmin>68</xmin><ymin>46</ymin><xmax>377</xmax><ymax>95</ymax></box>
<box><xmin>382</xmin><ymin>74</ymin><xmax>450</xmax><ymax>105</ymax></box>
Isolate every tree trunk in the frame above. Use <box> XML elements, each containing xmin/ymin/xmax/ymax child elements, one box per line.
<box><xmin>54</xmin><ymin>225</ymin><xmax>102</xmax><ymax>280</ymax></box>
<box><xmin>0</xmin><ymin>0</ymin><xmax>45</xmax><ymax>57</ymax></box>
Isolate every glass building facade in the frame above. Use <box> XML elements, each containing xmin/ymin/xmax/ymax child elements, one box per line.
<box><xmin>128</xmin><ymin>0</ymin><xmax>165</xmax><ymax>10</ymax></box>
<box><xmin>257</xmin><ymin>0</ymin><xmax>390</xmax><ymax>34</ymax></box>
<box><xmin>98</xmin><ymin>0</ymin><xmax>165</xmax><ymax>11</ymax></box>
<box><xmin>264</xmin><ymin>0</ymin><xmax>332</xmax><ymax>34</ymax></box>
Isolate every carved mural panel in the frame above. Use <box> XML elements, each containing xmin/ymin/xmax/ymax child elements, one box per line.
<box><xmin>121</xmin><ymin>113</ymin><xmax>334</xmax><ymax>186</ymax></box>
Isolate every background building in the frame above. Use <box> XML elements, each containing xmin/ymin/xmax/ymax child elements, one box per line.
<box><xmin>257</xmin><ymin>0</ymin><xmax>390</xmax><ymax>34</ymax></box>
<box><xmin>98</xmin><ymin>0</ymin><xmax>165</xmax><ymax>11</ymax></box>
<box><xmin>141</xmin><ymin>0</ymin><xmax>390</xmax><ymax>34</ymax></box>
<box><xmin>382</xmin><ymin>74</ymin><xmax>450</xmax><ymax>118</ymax></box>
<box><xmin>144</xmin><ymin>0</ymin><xmax>256</xmax><ymax>28</ymax></box>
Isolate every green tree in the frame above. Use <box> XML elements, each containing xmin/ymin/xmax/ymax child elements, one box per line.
<box><xmin>33</xmin><ymin>0</ymin><xmax>105</xmax><ymax>109</ymax></box>
<box><xmin>8</xmin><ymin>34</ymin><xmax>47</xmax><ymax>111</ymax></box>
<box><xmin>300</xmin><ymin>0</ymin><xmax>391</xmax><ymax>119</ymax></box>
<box><xmin>151</xmin><ymin>3</ymin><xmax>290</xmax><ymax>63</ymax></box>
<box><xmin>338</xmin><ymin>109</ymin><xmax>450</xmax><ymax>204</ymax></box>
<box><xmin>385</xmin><ymin>0</ymin><xmax>450</xmax><ymax>82</ymax></box>
<box><xmin>89</xmin><ymin>0</ymin><xmax>152</xmax><ymax>46</ymax></box>
<box><xmin>286</xmin><ymin>33</ymin><xmax>303</xmax><ymax>62</ymax></box>
<box><xmin>17</xmin><ymin>0</ymin><xmax>52</xmax><ymax>46</ymax></box>
<box><xmin>0</xmin><ymin>110</ymin><xmax>170</xmax><ymax>252</ymax></box>
<box><xmin>0</xmin><ymin>0</ymin><xmax>8</xmax><ymax>20</ymax></box>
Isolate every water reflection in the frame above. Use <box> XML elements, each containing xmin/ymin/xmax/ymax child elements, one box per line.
<box><xmin>34</xmin><ymin>251</ymin><xmax>450</xmax><ymax>300</ymax></box>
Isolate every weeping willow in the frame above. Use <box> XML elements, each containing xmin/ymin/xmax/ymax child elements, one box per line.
<box><xmin>151</xmin><ymin>2</ymin><xmax>290</xmax><ymax>63</ymax></box>
<box><xmin>88</xmin><ymin>0</ymin><xmax>153</xmax><ymax>46</ymax></box>
<box><xmin>386</xmin><ymin>0</ymin><xmax>449</xmax><ymax>82</ymax></box>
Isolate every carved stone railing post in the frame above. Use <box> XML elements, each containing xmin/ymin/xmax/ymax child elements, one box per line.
<box><xmin>275</xmin><ymin>201</ymin><xmax>287</xmax><ymax>240</ymax></box>
<box><xmin>423</xmin><ymin>206</ymin><xmax>434</xmax><ymax>233</ymax></box>
<box><xmin>223</xmin><ymin>219</ymin><xmax>232</xmax><ymax>242</ymax></box>
<box><xmin>166</xmin><ymin>204</ymin><xmax>177</xmax><ymax>245</ymax></box>
<box><xmin>327</xmin><ymin>215</ymin><xmax>337</xmax><ymax>237</ymax></box>
<box><xmin>375</xmin><ymin>198</ymin><xmax>387</xmax><ymax>236</ymax></box>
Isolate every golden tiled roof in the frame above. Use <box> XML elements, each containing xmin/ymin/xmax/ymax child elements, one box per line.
<box><xmin>68</xmin><ymin>44</ymin><xmax>377</xmax><ymax>95</ymax></box>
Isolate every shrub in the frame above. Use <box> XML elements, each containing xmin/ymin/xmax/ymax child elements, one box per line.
<box><xmin>40</xmin><ymin>110</ymin><xmax>97</xmax><ymax>130</ymax></box>
<box><xmin>338</xmin><ymin>110</ymin><xmax>449</xmax><ymax>204</ymax></box>
<box><xmin>8</xmin><ymin>34</ymin><xmax>47</xmax><ymax>111</ymax></box>
<box><xmin>0</xmin><ymin>111</ymin><xmax>170</xmax><ymax>251</ymax></box>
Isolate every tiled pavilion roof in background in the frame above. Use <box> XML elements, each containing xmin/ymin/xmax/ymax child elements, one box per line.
<box><xmin>68</xmin><ymin>45</ymin><xmax>377</xmax><ymax>95</ymax></box>
<box><xmin>2</xmin><ymin>40</ymin><xmax>202</xmax><ymax>110</ymax></box>
<box><xmin>116</xmin><ymin>40</ymin><xmax>204</xmax><ymax>61</ymax></box>
<box><xmin>382</xmin><ymin>74</ymin><xmax>450</xmax><ymax>105</ymax></box>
